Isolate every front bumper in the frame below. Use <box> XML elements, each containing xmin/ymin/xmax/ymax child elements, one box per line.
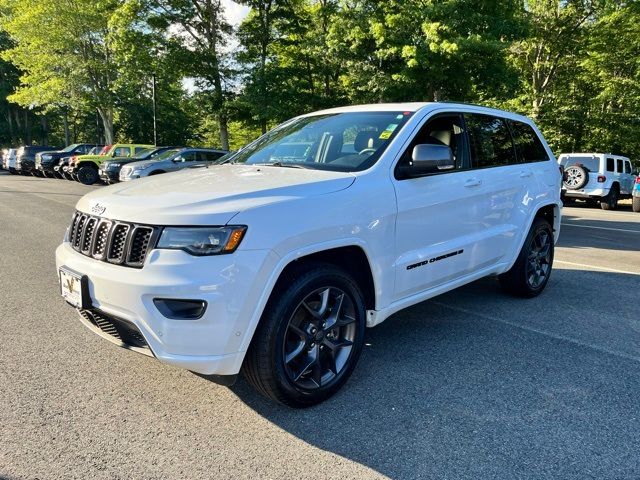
<box><xmin>99</xmin><ymin>168</ymin><xmax>120</xmax><ymax>182</ymax></box>
<box><xmin>37</xmin><ymin>160</ymin><xmax>58</xmax><ymax>173</ymax></box>
<box><xmin>55</xmin><ymin>242</ymin><xmax>277</xmax><ymax>375</ymax></box>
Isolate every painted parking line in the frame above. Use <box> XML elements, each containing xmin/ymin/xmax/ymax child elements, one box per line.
<box><xmin>561</xmin><ymin>222</ymin><xmax>640</xmax><ymax>234</ymax></box>
<box><xmin>555</xmin><ymin>260</ymin><xmax>640</xmax><ymax>276</ymax></box>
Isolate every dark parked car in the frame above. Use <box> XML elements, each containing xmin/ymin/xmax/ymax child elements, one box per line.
<box><xmin>99</xmin><ymin>146</ymin><xmax>182</xmax><ymax>184</ymax></box>
<box><xmin>16</xmin><ymin>146</ymin><xmax>59</xmax><ymax>175</ymax></box>
<box><xmin>36</xmin><ymin>144</ymin><xmax>104</xmax><ymax>178</ymax></box>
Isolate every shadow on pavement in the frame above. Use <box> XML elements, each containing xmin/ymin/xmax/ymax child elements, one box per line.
<box><xmin>230</xmin><ymin>269</ymin><xmax>640</xmax><ymax>479</ymax></box>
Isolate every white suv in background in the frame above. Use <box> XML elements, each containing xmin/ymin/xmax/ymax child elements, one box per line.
<box><xmin>56</xmin><ymin>103</ymin><xmax>562</xmax><ymax>407</ymax></box>
<box><xmin>559</xmin><ymin>153</ymin><xmax>636</xmax><ymax>210</ymax></box>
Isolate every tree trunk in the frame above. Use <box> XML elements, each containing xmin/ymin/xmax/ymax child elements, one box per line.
<box><xmin>98</xmin><ymin>108</ymin><xmax>114</xmax><ymax>144</ymax></box>
<box><xmin>62</xmin><ymin>110</ymin><xmax>71</xmax><ymax>146</ymax></box>
<box><xmin>40</xmin><ymin>115</ymin><xmax>48</xmax><ymax>145</ymax></box>
<box><xmin>218</xmin><ymin>112</ymin><xmax>230</xmax><ymax>150</ymax></box>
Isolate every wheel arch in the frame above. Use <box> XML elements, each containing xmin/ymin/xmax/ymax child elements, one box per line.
<box><xmin>503</xmin><ymin>201</ymin><xmax>561</xmax><ymax>273</ymax></box>
<box><xmin>235</xmin><ymin>242</ymin><xmax>378</xmax><ymax>367</ymax></box>
<box><xmin>76</xmin><ymin>161</ymin><xmax>98</xmax><ymax>170</ymax></box>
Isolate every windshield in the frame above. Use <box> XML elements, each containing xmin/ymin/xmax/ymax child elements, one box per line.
<box><xmin>61</xmin><ymin>144</ymin><xmax>80</xmax><ymax>153</ymax></box>
<box><xmin>227</xmin><ymin>111</ymin><xmax>413</xmax><ymax>172</ymax></box>
<box><xmin>152</xmin><ymin>148</ymin><xmax>182</xmax><ymax>161</ymax></box>
<box><xmin>133</xmin><ymin>148</ymin><xmax>156</xmax><ymax>159</ymax></box>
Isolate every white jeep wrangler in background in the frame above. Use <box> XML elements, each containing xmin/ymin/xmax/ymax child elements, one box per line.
<box><xmin>559</xmin><ymin>153</ymin><xmax>636</xmax><ymax>210</ymax></box>
<box><xmin>56</xmin><ymin>103</ymin><xmax>562</xmax><ymax>407</ymax></box>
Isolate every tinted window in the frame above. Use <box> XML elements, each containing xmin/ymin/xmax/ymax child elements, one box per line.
<box><xmin>396</xmin><ymin>114</ymin><xmax>468</xmax><ymax>174</ymax></box>
<box><xmin>617</xmin><ymin>159</ymin><xmax>623</xmax><ymax>173</ymax></box>
<box><xmin>178</xmin><ymin>151</ymin><xmax>197</xmax><ymax>162</ymax></box>
<box><xmin>466</xmin><ymin>114</ymin><xmax>516</xmax><ymax>168</ymax></box>
<box><xmin>134</xmin><ymin>147</ymin><xmax>148</xmax><ymax>155</ymax></box>
<box><xmin>508</xmin><ymin>120</ymin><xmax>548</xmax><ymax>163</ymax></box>
<box><xmin>198</xmin><ymin>151</ymin><xmax>225</xmax><ymax>162</ymax></box>
<box><xmin>606</xmin><ymin>158</ymin><xmax>615</xmax><ymax>172</ymax></box>
<box><xmin>624</xmin><ymin>161</ymin><xmax>631</xmax><ymax>174</ymax></box>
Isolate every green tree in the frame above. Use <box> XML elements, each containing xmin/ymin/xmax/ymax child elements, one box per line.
<box><xmin>149</xmin><ymin>0</ymin><xmax>234</xmax><ymax>149</ymax></box>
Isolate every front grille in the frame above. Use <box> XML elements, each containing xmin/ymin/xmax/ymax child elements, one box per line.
<box><xmin>79</xmin><ymin>309</ymin><xmax>151</xmax><ymax>354</ymax></box>
<box><xmin>69</xmin><ymin>211</ymin><xmax>159</xmax><ymax>268</ymax></box>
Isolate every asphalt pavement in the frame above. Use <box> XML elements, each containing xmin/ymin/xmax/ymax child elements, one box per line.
<box><xmin>1</xmin><ymin>171</ymin><xmax>639</xmax><ymax>480</ymax></box>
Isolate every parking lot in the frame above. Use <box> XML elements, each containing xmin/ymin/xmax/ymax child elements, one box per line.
<box><xmin>1</xmin><ymin>171</ymin><xmax>639</xmax><ymax>479</ymax></box>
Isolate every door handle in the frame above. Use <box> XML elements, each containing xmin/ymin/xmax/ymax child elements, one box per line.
<box><xmin>519</xmin><ymin>170</ymin><xmax>533</xmax><ymax>178</ymax></box>
<box><xmin>464</xmin><ymin>178</ymin><xmax>482</xmax><ymax>188</ymax></box>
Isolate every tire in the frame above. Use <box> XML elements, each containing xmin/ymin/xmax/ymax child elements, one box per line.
<box><xmin>242</xmin><ymin>263</ymin><xmax>366</xmax><ymax>407</ymax></box>
<box><xmin>499</xmin><ymin>217</ymin><xmax>554</xmax><ymax>298</ymax></box>
<box><xmin>632</xmin><ymin>196</ymin><xmax>640</xmax><ymax>213</ymax></box>
<box><xmin>563</xmin><ymin>165</ymin><xmax>589</xmax><ymax>190</ymax></box>
<box><xmin>8</xmin><ymin>168</ymin><xmax>16</xmax><ymax>175</ymax></box>
<box><xmin>600</xmin><ymin>184</ymin><xmax>619</xmax><ymax>211</ymax></box>
<box><xmin>76</xmin><ymin>165</ymin><xmax>98</xmax><ymax>185</ymax></box>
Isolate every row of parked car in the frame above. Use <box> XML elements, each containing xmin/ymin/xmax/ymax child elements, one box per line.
<box><xmin>1</xmin><ymin>141</ymin><xmax>639</xmax><ymax>212</ymax></box>
<box><xmin>1</xmin><ymin>143</ymin><xmax>229</xmax><ymax>185</ymax></box>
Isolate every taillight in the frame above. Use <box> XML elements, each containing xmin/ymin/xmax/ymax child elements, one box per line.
<box><xmin>597</xmin><ymin>175</ymin><xmax>606</xmax><ymax>183</ymax></box>
<box><xmin>635</xmin><ymin>176</ymin><xmax>640</xmax><ymax>184</ymax></box>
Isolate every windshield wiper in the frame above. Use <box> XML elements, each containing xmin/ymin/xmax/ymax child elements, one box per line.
<box><xmin>258</xmin><ymin>162</ymin><xmax>311</xmax><ymax>169</ymax></box>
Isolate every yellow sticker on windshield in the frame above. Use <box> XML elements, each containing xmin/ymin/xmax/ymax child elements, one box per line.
<box><xmin>379</xmin><ymin>131</ymin><xmax>392</xmax><ymax>140</ymax></box>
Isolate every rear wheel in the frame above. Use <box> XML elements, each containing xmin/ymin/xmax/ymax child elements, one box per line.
<box><xmin>76</xmin><ymin>165</ymin><xmax>98</xmax><ymax>185</ymax></box>
<box><xmin>600</xmin><ymin>185</ymin><xmax>619</xmax><ymax>211</ymax></box>
<box><xmin>633</xmin><ymin>196</ymin><xmax>640</xmax><ymax>213</ymax></box>
<box><xmin>499</xmin><ymin>217</ymin><xmax>554</xmax><ymax>298</ymax></box>
<box><xmin>242</xmin><ymin>263</ymin><xmax>366</xmax><ymax>407</ymax></box>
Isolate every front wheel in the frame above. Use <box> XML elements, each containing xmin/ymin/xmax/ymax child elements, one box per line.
<box><xmin>76</xmin><ymin>165</ymin><xmax>98</xmax><ymax>185</ymax></box>
<box><xmin>499</xmin><ymin>217</ymin><xmax>554</xmax><ymax>298</ymax></box>
<box><xmin>242</xmin><ymin>264</ymin><xmax>366</xmax><ymax>407</ymax></box>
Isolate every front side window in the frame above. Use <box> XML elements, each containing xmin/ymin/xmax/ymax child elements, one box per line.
<box><xmin>113</xmin><ymin>147</ymin><xmax>130</xmax><ymax>157</ymax></box>
<box><xmin>396</xmin><ymin>113</ymin><xmax>468</xmax><ymax>173</ymax></box>
<box><xmin>508</xmin><ymin>120</ymin><xmax>548</xmax><ymax>163</ymax></box>
<box><xmin>466</xmin><ymin>114</ymin><xmax>516</xmax><ymax>168</ymax></box>
<box><xmin>227</xmin><ymin>112</ymin><xmax>413</xmax><ymax>172</ymax></box>
<box><xmin>624</xmin><ymin>161</ymin><xmax>631</xmax><ymax>174</ymax></box>
<box><xmin>617</xmin><ymin>159</ymin><xmax>623</xmax><ymax>173</ymax></box>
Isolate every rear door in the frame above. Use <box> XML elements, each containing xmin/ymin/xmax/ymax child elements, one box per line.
<box><xmin>464</xmin><ymin>113</ymin><xmax>536</xmax><ymax>266</ymax></box>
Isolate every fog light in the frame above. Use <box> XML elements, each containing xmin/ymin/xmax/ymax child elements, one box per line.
<box><xmin>153</xmin><ymin>299</ymin><xmax>207</xmax><ymax>320</ymax></box>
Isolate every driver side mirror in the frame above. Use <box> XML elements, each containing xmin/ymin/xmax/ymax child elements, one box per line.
<box><xmin>399</xmin><ymin>144</ymin><xmax>455</xmax><ymax>178</ymax></box>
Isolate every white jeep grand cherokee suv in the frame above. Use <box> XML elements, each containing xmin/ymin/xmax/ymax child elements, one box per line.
<box><xmin>56</xmin><ymin>103</ymin><xmax>562</xmax><ymax>407</ymax></box>
<box><xmin>559</xmin><ymin>153</ymin><xmax>636</xmax><ymax>210</ymax></box>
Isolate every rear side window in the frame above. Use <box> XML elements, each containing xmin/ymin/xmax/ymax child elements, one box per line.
<box><xmin>617</xmin><ymin>159</ymin><xmax>623</xmax><ymax>173</ymax></box>
<box><xmin>508</xmin><ymin>121</ymin><xmax>548</xmax><ymax>163</ymax></box>
<box><xmin>624</xmin><ymin>161</ymin><xmax>631</xmax><ymax>174</ymax></box>
<box><xmin>134</xmin><ymin>147</ymin><xmax>148</xmax><ymax>155</ymax></box>
<box><xmin>607</xmin><ymin>158</ymin><xmax>615</xmax><ymax>172</ymax></box>
<box><xmin>466</xmin><ymin>114</ymin><xmax>516</xmax><ymax>168</ymax></box>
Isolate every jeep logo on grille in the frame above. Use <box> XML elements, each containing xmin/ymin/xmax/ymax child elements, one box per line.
<box><xmin>91</xmin><ymin>203</ymin><xmax>106</xmax><ymax>215</ymax></box>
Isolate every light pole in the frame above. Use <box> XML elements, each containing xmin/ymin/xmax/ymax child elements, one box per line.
<box><xmin>152</xmin><ymin>73</ymin><xmax>158</xmax><ymax>146</ymax></box>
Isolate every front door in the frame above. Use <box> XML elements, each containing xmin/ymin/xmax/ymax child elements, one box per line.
<box><xmin>392</xmin><ymin>113</ymin><xmax>484</xmax><ymax>300</ymax></box>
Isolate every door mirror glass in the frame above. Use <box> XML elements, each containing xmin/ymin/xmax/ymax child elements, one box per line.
<box><xmin>408</xmin><ymin>144</ymin><xmax>455</xmax><ymax>175</ymax></box>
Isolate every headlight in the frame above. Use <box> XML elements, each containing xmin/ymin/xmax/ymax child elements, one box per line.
<box><xmin>156</xmin><ymin>226</ymin><xmax>247</xmax><ymax>256</ymax></box>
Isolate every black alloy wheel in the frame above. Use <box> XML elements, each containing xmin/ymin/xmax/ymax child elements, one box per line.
<box><xmin>242</xmin><ymin>264</ymin><xmax>366</xmax><ymax>407</ymax></box>
<box><xmin>499</xmin><ymin>217</ymin><xmax>554</xmax><ymax>298</ymax></box>
<box><xmin>525</xmin><ymin>228</ymin><xmax>552</xmax><ymax>290</ymax></box>
<box><xmin>282</xmin><ymin>286</ymin><xmax>357</xmax><ymax>390</ymax></box>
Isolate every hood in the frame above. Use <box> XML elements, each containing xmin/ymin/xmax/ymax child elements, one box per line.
<box><xmin>124</xmin><ymin>160</ymin><xmax>155</xmax><ymax>170</ymax></box>
<box><xmin>76</xmin><ymin>164</ymin><xmax>356</xmax><ymax>225</ymax></box>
